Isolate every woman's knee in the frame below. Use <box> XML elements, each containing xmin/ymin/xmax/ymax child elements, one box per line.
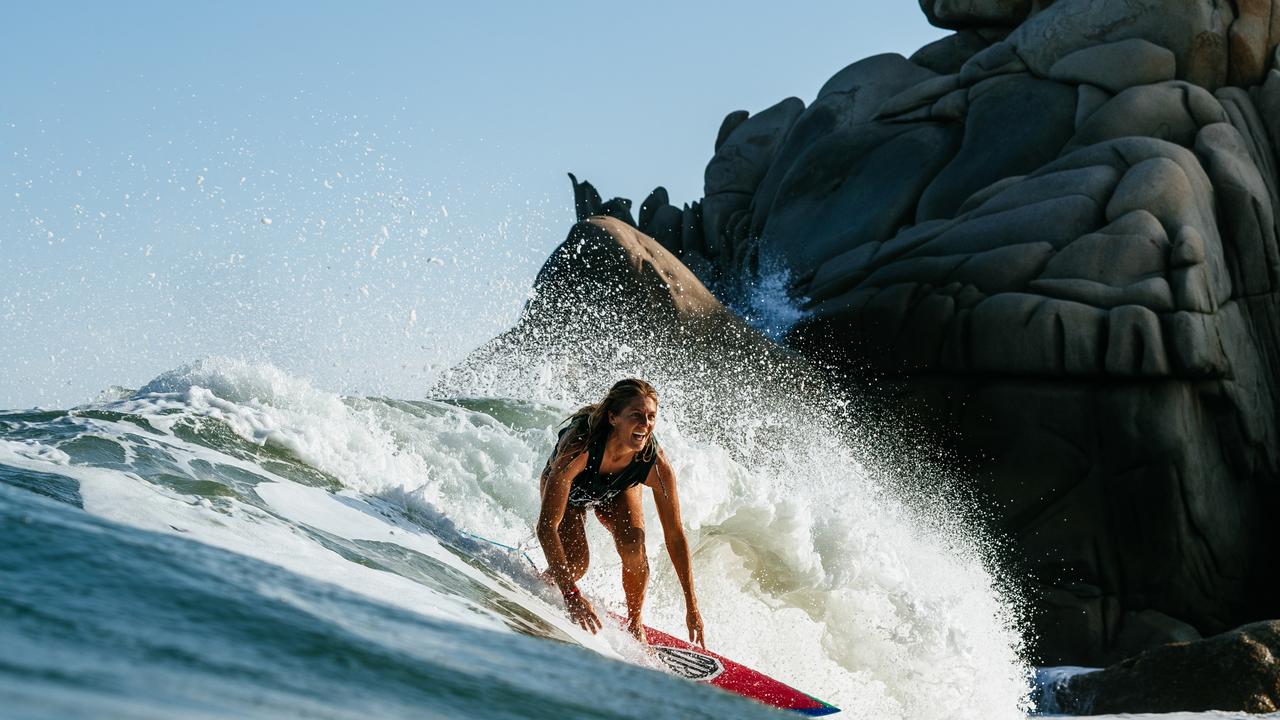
<box><xmin>614</xmin><ymin>525</ymin><xmax>645</xmax><ymax>555</ymax></box>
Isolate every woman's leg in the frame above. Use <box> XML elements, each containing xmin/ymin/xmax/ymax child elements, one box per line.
<box><xmin>596</xmin><ymin>485</ymin><xmax>649</xmax><ymax>640</ymax></box>
<box><xmin>559</xmin><ymin>505</ymin><xmax>590</xmax><ymax>583</ymax></box>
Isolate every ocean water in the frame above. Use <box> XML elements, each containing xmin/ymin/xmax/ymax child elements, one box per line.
<box><xmin>1</xmin><ymin>356</ymin><xmax>1272</xmax><ymax>720</ymax></box>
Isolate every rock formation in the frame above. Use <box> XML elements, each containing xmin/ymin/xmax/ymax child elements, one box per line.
<box><xmin>561</xmin><ymin>0</ymin><xmax>1280</xmax><ymax>665</ymax></box>
<box><xmin>435</xmin><ymin>216</ymin><xmax>807</xmax><ymax>411</ymax></box>
<box><xmin>1052</xmin><ymin>620</ymin><xmax>1280</xmax><ymax>713</ymax></box>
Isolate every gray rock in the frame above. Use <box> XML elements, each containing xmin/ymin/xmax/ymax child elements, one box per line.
<box><xmin>954</xmin><ymin>174</ymin><xmax>1023</xmax><ymax>215</ymax></box>
<box><xmin>1007</xmin><ymin>0</ymin><xmax>1232</xmax><ymax>89</ymax></box>
<box><xmin>861</xmin><ymin>253</ymin><xmax>967</xmax><ymax>289</ymax></box>
<box><xmin>1105</xmin><ymin>303</ymin><xmax>1172</xmax><ymax>376</ymax></box>
<box><xmin>1258</xmin><ymin>68</ymin><xmax>1280</xmax><ymax>170</ymax></box>
<box><xmin>816</xmin><ymin>53</ymin><xmax>938</xmax><ymax>106</ymax></box>
<box><xmin>802</xmin><ymin>240</ymin><xmax>883</xmax><ymax>303</ymax></box>
<box><xmin>1226</xmin><ymin>3</ymin><xmax>1279</xmax><ymax>86</ymax></box>
<box><xmin>916</xmin><ymin>74</ymin><xmax>1076</xmax><ymax>221</ymax></box>
<box><xmin>1029</xmin><ymin>277</ymin><xmax>1175</xmax><ymax>313</ymax></box>
<box><xmin>750</xmin><ymin>56</ymin><xmax>941</xmax><ymax>240</ymax></box>
<box><xmin>1164</xmin><ymin>308</ymin><xmax>1229</xmax><ymax>376</ymax></box>
<box><xmin>1105</xmin><ymin>157</ymin><xmax>1209</xmax><ymax>239</ymax></box>
<box><xmin>930</xmin><ymin>88</ymin><xmax>970</xmax><ymax>120</ymax></box>
<box><xmin>970</xmin><ymin>294</ymin><xmax>1108</xmax><ymax>375</ymax></box>
<box><xmin>1047</xmin><ymin>38</ymin><xmax>1176</xmax><ymax>94</ymax></box>
<box><xmin>909</xmin><ymin>30</ymin><xmax>991</xmax><ymax>74</ymax></box>
<box><xmin>1074</xmin><ymin>84</ymin><xmax>1111</xmax><ymax>129</ymax></box>
<box><xmin>777</xmin><ymin>119</ymin><xmax>1278</xmax><ymax>663</ymax></box>
<box><xmin>913</xmin><ymin>193</ymin><xmax>1102</xmax><ymax>260</ymax></box>
<box><xmin>1039</xmin><ymin>217</ymin><xmax>1169</xmax><ymax>287</ymax></box>
<box><xmin>1194</xmin><ymin>122</ymin><xmax>1280</xmax><ymax>296</ymax></box>
<box><xmin>704</xmin><ymin>97</ymin><xmax>804</xmax><ymax>197</ymax></box>
<box><xmin>569</xmin><ymin>172</ymin><xmax>604</xmax><ymax>222</ymax></box>
<box><xmin>920</xmin><ymin>0</ymin><xmax>1032</xmax><ymax>30</ymax></box>
<box><xmin>755</xmin><ymin>121</ymin><xmax>961</xmax><ymax>277</ymax></box>
<box><xmin>876</xmin><ymin>73</ymin><xmax>962</xmax><ymax>120</ymax></box>
<box><xmin>568</xmin><ymin>173</ymin><xmax>636</xmax><ymax>226</ymax></box>
<box><xmin>1066</xmin><ymin>81</ymin><xmax>1228</xmax><ymax>153</ymax></box>
<box><xmin>598</xmin><ymin>197</ymin><xmax>635</xmax><ymax>227</ymax></box>
<box><xmin>438</xmin><ymin>216</ymin><xmax>813</xmax><ymax>410</ymax></box>
<box><xmin>702</xmin><ymin>99</ymin><xmax>804</xmax><ymax>257</ymax></box>
<box><xmin>1214</xmin><ymin>87</ymin><xmax>1279</xmax><ymax>213</ymax></box>
<box><xmin>680</xmin><ymin>201</ymin><xmax>706</xmax><ymax>261</ymax></box>
<box><xmin>700</xmin><ymin>191</ymin><xmax>752</xmax><ymax>259</ymax></box>
<box><xmin>958</xmin><ymin>41</ymin><xmax>1026</xmax><ymax>85</ymax></box>
<box><xmin>1170</xmin><ymin>226</ymin><xmax>1217</xmax><ymax>312</ymax></box>
<box><xmin>965</xmin><ymin>164</ymin><xmax>1120</xmax><ymax>220</ymax></box>
<box><xmin>528</xmin><ymin>217</ymin><xmax>724</xmax><ymax>323</ymax></box>
<box><xmin>1114</xmin><ymin>609</ymin><xmax>1203</xmax><ymax>657</ymax></box>
<box><xmin>714</xmin><ymin>110</ymin><xmax>748</xmax><ymax>153</ymax></box>
<box><xmin>946</xmin><ymin>241</ymin><xmax>1056</xmax><ymax>294</ymax></box>
<box><xmin>1056</xmin><ymin>621</ymin><xmax>1280</xmax><ymax>714</ymax></box>
<box><xmin>637</xmin><ymin>186</ymin><xmax>669</xmax><ymax>230</ymax></box>
<box><xmin>638</xmin><ymin>187</ymin><xmax>682</xmax><ymax>253</ymax></box>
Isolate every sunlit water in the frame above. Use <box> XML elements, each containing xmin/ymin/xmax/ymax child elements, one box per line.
<box><xmin>0</xmin><ymin>349</ymin><xmax>1036</xmax><ymax>719</ymax></box>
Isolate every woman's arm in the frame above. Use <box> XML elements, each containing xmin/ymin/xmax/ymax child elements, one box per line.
<box><xmin>647</xmin><ymin>451</ymin><xmax>705</xmax><ymax>647</ymax></box>
<box><xmin>537</xmin><ymin>450</ymin><xmax>601</xmax><ymax>633</ymax></box>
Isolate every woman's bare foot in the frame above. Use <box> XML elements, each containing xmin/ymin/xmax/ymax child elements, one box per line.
<box><xmin>625</xmin><ymin>614</ymin><xmax>648</xmax><ymax>645</ymax></box>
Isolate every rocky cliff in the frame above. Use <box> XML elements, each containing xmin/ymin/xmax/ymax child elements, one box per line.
<box><xmin>566</xmin><ymin>0</ymin><xmax>1280</xmax><ymax>665</ymax></box>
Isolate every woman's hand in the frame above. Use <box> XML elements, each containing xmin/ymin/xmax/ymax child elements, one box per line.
<box><xmin>686</xmin><ymin>604</ymin><xmax>705</xmax><ymax>648</ymax></box>
<box><xmin>565</xmin><ymin>590</ymin><xmax>602</xmax><ymax>634</ymax></box>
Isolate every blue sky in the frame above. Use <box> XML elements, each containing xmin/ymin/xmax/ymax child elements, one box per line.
<box><xmin>1</xmin><ymin>3</ymin><xmax>945</xmax><ymax>408</ymax></box>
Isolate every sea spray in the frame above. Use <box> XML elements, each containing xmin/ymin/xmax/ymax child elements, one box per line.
<box><xmin>0</xmin><ymin>346</ymin><xmax>1033</xmax><ymax>718</ymax></box>
<box><xmin>432</xmin><ymin>286</ymin><xmax>1034</xmax><ymax>717</ymax></box>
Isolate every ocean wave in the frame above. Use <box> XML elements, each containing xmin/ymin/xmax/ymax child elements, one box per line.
<box><xmin>0</xmin><ymin>355</ymin><xmax>1033</xmax><ymax>718</ymax></box>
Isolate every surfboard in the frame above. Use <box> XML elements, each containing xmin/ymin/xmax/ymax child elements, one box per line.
<box><xmin>610</xmin><ymin>613</ymin><xmax>840</xmax><ymax>716</ymax></box>
<box><xmin>456</xmin><ymin>530</ymin><xmax>838</xmax><ymax>715</ymax></box>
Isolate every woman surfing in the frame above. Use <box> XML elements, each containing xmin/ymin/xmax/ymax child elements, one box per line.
<box><xmin>536</xmin><ymin>378</ymin><xmax>705</xmax><ymax>647</ymax></box>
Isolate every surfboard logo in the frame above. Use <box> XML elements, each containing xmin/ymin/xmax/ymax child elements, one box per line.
<box><xmin>653</xmin><ymin>645</ymin><xmax>724</xmax><ymax>682</ymax></box>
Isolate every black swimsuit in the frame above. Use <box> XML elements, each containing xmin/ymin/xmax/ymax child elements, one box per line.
<box><xmin>551</xmin><ymin>419</ymin><xmax>658</xmax><ymax>508</ymax></box>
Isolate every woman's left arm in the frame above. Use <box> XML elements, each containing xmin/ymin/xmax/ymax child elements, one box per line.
<box><xmin>648</xmin><ymin>451</ymin><xmax>705</xmax><ymax>647</ymax></box>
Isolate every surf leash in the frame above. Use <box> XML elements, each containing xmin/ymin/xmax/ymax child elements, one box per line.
<box><xmin>460</xmin><ymin>529</ymin><xmax>540</xmax><ymax>569</ymax></box>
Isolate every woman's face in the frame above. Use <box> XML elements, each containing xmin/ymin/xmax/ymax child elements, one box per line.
<box><xmin>610</xmin><ymin>395</ymin><xmax>657</xmax><ymax>451</ymax></box>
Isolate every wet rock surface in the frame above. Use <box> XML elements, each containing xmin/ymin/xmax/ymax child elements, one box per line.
<box><xmin>553</xmin><ymin>0</ymin><xmax>1280</xmax><ymax>668</ymax></box>
<box><xmin>443</xmin><ymin>217</ymin><xmax>802</xmax><ymax>398</ymax></box>
<box><xmin>1054</xmin><ymin>621</ymin><xmax>1280</xmax><ymax>714</ymax></box>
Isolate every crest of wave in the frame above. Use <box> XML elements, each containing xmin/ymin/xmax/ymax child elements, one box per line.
<box><xmin>431</xmin><ymin>270</ymin><xmax>1035</xmax><ymax>719</ymax></box>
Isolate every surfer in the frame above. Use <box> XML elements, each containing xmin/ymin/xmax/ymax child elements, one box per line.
<box><xmin>537</xmin><ymin>378</ymin><xmax>705</xmax><ymax>647</ymax></box>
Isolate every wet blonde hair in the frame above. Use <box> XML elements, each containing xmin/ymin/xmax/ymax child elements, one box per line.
<box><xmin>550</xmin><ymin>378</ymin><xmax>659</xmax><ymax>473</ymax></box>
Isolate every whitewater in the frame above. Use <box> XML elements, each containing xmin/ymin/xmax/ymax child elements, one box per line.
<box><xmin>0</xmin><ymin>342</ymin><xmax>1048</xmax><ymax>719</ymax></box>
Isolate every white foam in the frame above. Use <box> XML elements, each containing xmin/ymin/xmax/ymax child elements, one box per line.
<box><xmin>16</xmin><ymin>356</ymin><xmax>1034</xmax><ymax>718</ymax></box>
<box><xmin>159</xmin><ymin>359</ymin><xmax>1027</xmax><ymax>716</ymax></box>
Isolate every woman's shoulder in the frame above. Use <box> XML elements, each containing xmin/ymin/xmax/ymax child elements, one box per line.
<box><xmin>650</xmin><ymin>443</ymin><xmax>671</xmax><ymax>469</ymax></box>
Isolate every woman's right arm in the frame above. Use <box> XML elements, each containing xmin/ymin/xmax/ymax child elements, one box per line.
<box><xmin>536</xmin><ymin>450</ymin><xmax>601</xmax><ymax>632</ymax></box>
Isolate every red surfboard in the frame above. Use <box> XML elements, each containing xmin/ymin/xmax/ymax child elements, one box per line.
<box><xmin>611</xmin><ymin>613</ymin><xmax>840</xmax><ymax>716</ymax></box>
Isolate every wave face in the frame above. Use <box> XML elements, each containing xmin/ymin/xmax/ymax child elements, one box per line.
<box><xmin>0</xmin><ymin>355</ymin><xmax>1032</xmax><ymax>719</ymax></box>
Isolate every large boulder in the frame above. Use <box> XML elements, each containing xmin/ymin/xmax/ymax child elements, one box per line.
<box><xmin>1006</xmin><ymin>0</ymin><xmax>1233</xmax><ymax>89</ymax></box>
<box><xmin>1053</xmin><ymin>621</ymin><xmax>1280</xmax><ymax>714</ymax></box>
<box><xmin>914</xmin><ymin>73</ymin><xmax>1077</xmax><ymax>221</ymax></box>
<box><xmin>1046</xmin><ymin>39</ymin><xmax>1177</xmax><ymax>93</ymax></box>
<box><xmin>701</xmin><ymin>98</ymin><xmax>805</xmax><ymax>259</ymax></box>
<box><xmin>754</xmin><ymin>120</ymin><xmax>960</xmax><ymax>278</ymax></box>
<box><xmin>910</xmin><ymin>30</ymin><xmax>993</xmax><ymax>74</ymax></box>
<box><xmin>918</xmin><ymin>0</ymin><xmax>1032</xmax><ymax>30</ymax></box>
<box><xmin>789</xmin><ymin>134</ymin><xmax>1280</xmax><ymax>665</ymax></box>
<box><xmin>746</xmin><ymin>55</ymin><xmax>941</xmax><ymax>248</ymax></box>
<box><xmin>437</xmin><ymin>217</ymin><xmax>801</xmax><ymax>400</ymax></box>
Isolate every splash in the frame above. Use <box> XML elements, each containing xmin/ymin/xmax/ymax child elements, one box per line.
<box><xmin>1</xmin><ymin>348</ymin><xmax>1033</xmax><ymax>718</ymax></box>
